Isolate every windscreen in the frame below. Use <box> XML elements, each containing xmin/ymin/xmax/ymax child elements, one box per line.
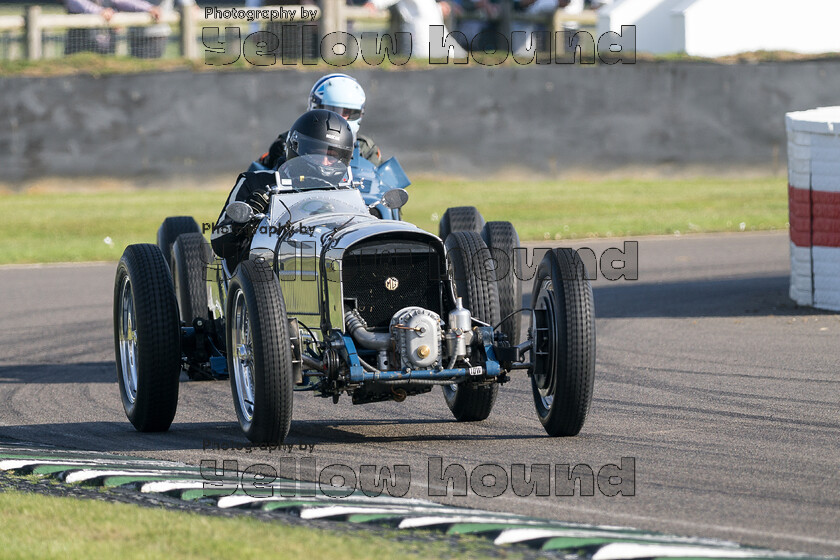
<box><xmin>276</xmin><ymin>154</ymin><xmax>350</xmax><ymax>191</ymax></box>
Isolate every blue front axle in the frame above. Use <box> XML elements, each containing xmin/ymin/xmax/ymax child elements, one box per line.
<box><xmin>341</xmin><ymin>329</ymin><xmax>502</xmax><ymax>384</ymax></box>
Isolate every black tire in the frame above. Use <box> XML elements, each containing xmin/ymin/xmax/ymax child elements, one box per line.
<box><xmin>530</xmin><ymin>248</ymin><xmax>595</xmax><ymax>437</ymax></box>
<box><xmin>157</xmin><ymin>216</ymin><xmax>201</xmax><ymax>271</ymax></box>
<box><xmin>226</xmin><ymin>258</ymin><xmax>294</xmax><ymax>443</ymax></box>
<box><xmin>171</xmin><ymin>232</ymin><xmax>212</xmax><ymax>326</ymax></box>
<box><xmin>442</xmin><ymin>231</ymin><xmax>501</xmax><ymax>422</ymax></box>
<box><xmin>481</xmin><ymin>221</ymin><xmax>522</xmax><ymax>344</ymax></box>
<box><xmin>439</xmin><ymin>206</ymin><xmax>485</xmax><ymax>240</ymax></box>
<box><xmin>113</xmin><ymin>243</ymin><xmax>181</xmax><ymax>432</ymax></box>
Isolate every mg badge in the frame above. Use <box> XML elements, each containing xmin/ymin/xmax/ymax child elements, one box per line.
<box><xmin>385</xmin><ymin>277</ymin><xmax>399</xmax><ymax>291</ymax></box>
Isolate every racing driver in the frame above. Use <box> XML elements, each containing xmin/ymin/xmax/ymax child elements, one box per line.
<box><xmin>257</xmin><ymin>73</ymin><xmax>382</xmax><ymax>169</ymax></box>
<box><xmin>212</xmin><ymin>109</ymin><xmax>355</xmax><ymax>272</ymax></box>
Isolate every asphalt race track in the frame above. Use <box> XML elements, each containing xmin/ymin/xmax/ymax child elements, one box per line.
<box><xmin>1</xmin><ymin>232</ymin><xmax>838</xmax><ymax>556</ymax></box>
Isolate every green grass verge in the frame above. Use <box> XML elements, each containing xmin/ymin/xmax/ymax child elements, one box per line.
<box><xmin>0</xmin><ymin>490</ymin><xmax>506</xmax><ymax>560</ymax></box>
<box><xmin>406</xmin><ymin>175</ymin><xmax>788</xmax><ymax>241</ymax></box>
<box><xmin>0</xmin><ymin>175</ymin><xmax>787</xmax><ymax>265</ymax></box>
<box><xmin>0</xmin><ymin>53</ymin><xmax>207</xmax><ymax>77</ymax></box>
<box><xmin>0</xmin><ymin>187</ymin><xmax>221</xmax><ymax>264</ymax></box>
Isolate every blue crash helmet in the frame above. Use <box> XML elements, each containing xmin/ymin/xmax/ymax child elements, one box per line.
<box><xmin>308</xmin><ymin>73</ymin><xmax>366</xmax><ymax>138</ymax></box>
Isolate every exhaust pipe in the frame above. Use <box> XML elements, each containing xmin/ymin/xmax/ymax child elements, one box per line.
<box><xmin>344</xmin><ymin>308</ymin><xmax>390</xmax><ymax>351</ymax></box>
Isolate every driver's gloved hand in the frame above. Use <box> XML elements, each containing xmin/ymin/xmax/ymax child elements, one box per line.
<box><xmin>246</xmin><ymin>190</ymin><xmax>270</xmax><ymax>214</ymax></box>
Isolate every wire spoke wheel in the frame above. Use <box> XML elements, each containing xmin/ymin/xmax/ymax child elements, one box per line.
<box><xmin>118</xmin><ymin>276</ymin><xmax>139</xmax><ymax>404</ymax></box>
<box><xmin>113</xmin><ymin>243</ymin><xmax>181</xmax><ymax>433</ymax></box>
<box><xmin>231</xmin><ymin>291</ymin><xmax>256</xmax><ymax>423</ymax></box>
<box><xmin>226</xmin><ymin>258</ymin><xmax>294</xmax><ymax>443</ymax></box>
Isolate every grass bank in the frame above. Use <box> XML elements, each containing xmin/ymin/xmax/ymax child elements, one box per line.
<box><xmin>0</xmin><ymin>175</ymin><xmax>787</xmax><ymax>265</ymax></box>
<box><xmin>0</xmin><ymin>490</ymin><xmax>512</xmax><ymax>559</ymax></box>
<box><xmin>2</xmin><ymin>51</ymin><xmax>838</xmax><ymax>78</ymax></box>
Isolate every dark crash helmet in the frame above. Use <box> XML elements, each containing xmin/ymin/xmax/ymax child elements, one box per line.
<box><xmin>284</xmin><ymin>109</ymin><xmax>355</xmax><ymax>167</ymax></box>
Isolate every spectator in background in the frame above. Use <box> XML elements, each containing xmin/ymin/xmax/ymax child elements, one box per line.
<box><xmin>266</xmin><ymin>0</ymin><xmax>319</xmax><ymax>62</ymax></box>
<box><xmin>64</xmin><ymin>0</ymin><xmax>161</xmax><ymax>55</ymax></box>
<box><xmin>245</xmin><ymin>0</ymin><xmax>263</xmax><ymax>35</ymax></box>
<box><xmin>446</xmin><ymin>0</ymin><xmax>500</xmax><ymax>51</ymax></box>
<box><xmin>128</xmin><ymin>0</ymin><xmax>196</xmax><ymax>58</ymax></box>
<box><xmin>363</xmin><ymin>0</ymin><xmax>465</xmax><ymax>59</ymax></box>
<box><xmin>511</xmin><ymin>0</ymin><xmax>577</xmax><ymax>57</ymax></box>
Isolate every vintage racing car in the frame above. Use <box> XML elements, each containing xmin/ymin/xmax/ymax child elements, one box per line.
<box><xmin>113</xmin><ymin>155</ymin><xmax>595</xmax><ymax>443</ymax></box>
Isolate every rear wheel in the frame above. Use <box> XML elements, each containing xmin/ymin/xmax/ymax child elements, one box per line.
<box><xmin>157</xmin><ymin>216</ymin><xmax>201</xmax><ymax>270</ymax></box>
<box><xmin>439</xmin><ymin>206</ymin><xmax>484</xmax><ymax>241</ymax></box>
<box><xmin>226</xmin><ymin>258</ymin><xmax>294</xmax><ymax>443</ymax></box>
<box><xmin>531</xmin><ymin>248</ymin><xmax>595</xmax><ymax>436</ymax></box>
<box><xmin>171</xmin><ymin>232</ymin><xmax>212</xmax><ymax>326</ymax></box>
<box><xmin>442</xmin><ymin>231</ymin><xmax>500</xmax><ymax>421</ymax></box>
<box><xmin>114</xmin><ymin>244</ymin><xmax>181</xmax><ymax>432</ymax></box>
<box><xmin>482</xmin><ymin>221</ymin><xmax>522</xmax><ymax>344</ymax></box>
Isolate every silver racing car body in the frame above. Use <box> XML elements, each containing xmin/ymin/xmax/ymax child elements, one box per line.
<box><xmin>114</xmin><ymin>154</ymin><xmax>596</xmax><ymax>443</ymax></box>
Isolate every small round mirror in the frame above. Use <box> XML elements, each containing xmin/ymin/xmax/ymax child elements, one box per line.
<box><xmin>381</xmin><ymin>188</ymin><xmax>409</xmax><ymax>210</ymax></box>
<box><xmin>226</xmin><ymin>201</ymin><xmax>254</xmax><ymax>223</ymax></box>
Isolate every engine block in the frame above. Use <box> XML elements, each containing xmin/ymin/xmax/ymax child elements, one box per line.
<box><xmin>390</xmin><ymin>307</ymin><xmax>442</xmax><ymax>370</ymax></box>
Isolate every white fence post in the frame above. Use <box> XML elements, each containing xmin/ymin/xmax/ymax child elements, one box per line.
<box><xmin>320</xmin><ymin>0</ymin><xmax>345</xmax><ymax>37</ymax></box>
<box><xmin>499</xmin><ymin>1</ymin><xmax>512</xmax><ymax>39</ymax></box>
<box><xmin>25</xmin><ymin>5</ymin><xmax>41</xmax><ymax>60</ymax></box>
<box><xmin>180</xmin><ymin>4</ymin><xmax>198</xmax><ymax>60</ymax></box>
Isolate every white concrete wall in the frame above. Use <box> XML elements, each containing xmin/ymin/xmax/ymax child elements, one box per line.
<box><xmin>789</xmin><ymin>242</ymin><xmax>812</xmax><ymax>307</ymax></box>
<box><xmin>597</xmin><ymin>0</ymin><xmax>688</xmax><ymax>54</ymax></box>
<box><xmin>5</xmin><ymin>64</ymin><xmax>840</xmax><ymax>182</ymax></box>
<box><xmin>600</xmin><ymin>0</ymin><xmax>840</xmax><ymax>56</ymax></box>
<box><xmin>678</xmin><ymin>0</ymin><xmax>840</xmax><ymax>57</ymax></box>
<box><xmin>786</xmin><ymin>107</ymin><xmax>840</xmax><ymax>312</ymax></box>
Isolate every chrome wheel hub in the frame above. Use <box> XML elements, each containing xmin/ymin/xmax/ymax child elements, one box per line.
<box><xmin>232</xmin><ymin>291</ymin><xmax>256</xmax><ymax>423</ymax></box>
<box><xmin>534</xmin><ymin>277</ymin><xmax>557</xmax><ymax>410</ymax></box>
<box><xmin>118</xmin><ymin>276</ymin><xmax>139</xmax><ymax>404</ymax></box>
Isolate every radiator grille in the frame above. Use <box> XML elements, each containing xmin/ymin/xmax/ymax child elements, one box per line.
<box><xmin>342</xmin><ymin>240</ymin><xmax>443</xmax><ymax>329</ymax></box>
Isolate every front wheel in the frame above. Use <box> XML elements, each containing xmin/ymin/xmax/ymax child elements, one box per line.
<box><xmin>226</xmin><ymin>258</ymin><xmax>294</xmax><ymax>443</ymax></box>
<box><xmin>114</xmin><ymin>244</ymin><xmax>181</xmax><ymax>432</ymax></box>
<box><xmin>531</xmin><ymin>248</ymin><xmax>595</xmax><ymax>437</ymax></box>
<box><xmin>481</xmin><ymin>221</ymin><xmax>522</xmax><ymax>344</ymax></box>
<box><xmin>442</xmin><ymin>231</ymin><xmax>501</xmax><ymax>422</ymax></box>
<box><xmin>171</xmin><ymin>232</ymin><xmax>212</xmax><ymax>326</ymax></box>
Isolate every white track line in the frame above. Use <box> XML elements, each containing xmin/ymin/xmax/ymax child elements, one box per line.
<box><xmin>494</xmin><ymin>528</ymin><xmax>736</xmax><ymax>547</ymax></box>
<box><xmin>398</xmin><ymin>515</ymin><xmax>547</xmax><ymax>530</ymax></box>
<box><xmin>217</xmin><ymin>492</ymin><xmax>435</xmax><ymax>509</ymax></box>
<box><xmin>0</xmin><ymin>459</ymin><xmax>194</xmax><ymax>471</ymax></box>
<box><xmin>300</xmin><ymin>506</ymin><xmax>413</xmax><ymax>519</ymax></box>
<box><xmin>64</xmin><ymin>469</ymin><xmax>198</xmax><ymax>483</ymax></box>
<box><xmin>592</xmin><ymin>543</ymin><xmax>798</xmax><ymax>560</ymax></box>
<box><xmin>141</xmin><ymin>481</ymin><xmax>233</xmax><ymax>493</ymax></box>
